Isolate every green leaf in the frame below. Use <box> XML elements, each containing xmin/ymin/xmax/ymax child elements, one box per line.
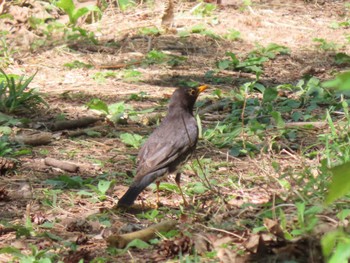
<box><xmin>263</xmin><ymin>87</ymin><xmax>278</xmax><ymax>103</ymax></box>
<box><xmin>326</xmin><ymin>162</ymin><xmax>350</xmax><ymax>205</ymax></box>
<box><xmin>86</xmin><ymin>98</ymin><xmax>109</xmax><ymax>114</ymax></box>
<box><xmin>329</xmin><ymin>242</ymin><xmax>350</xmax><ymax>263</ymax></box>
<box><xmin>271</xmin><ymin>111</ymin><xmax>285</xmax><ymax>128</ymax></box>
<box><xmin>0</xmin><ymin>247</ymin><xmax>23</xmax><ymax>257</ymax></box>
<box><xmin>335</xmin><ymin>53</ymin><xmax>350</xmax><ymax>65</ymax></box>
<box><xmin>124</xmin><ymin>239</ymin><xmax>150</xmax><ymax>250</ymax></box>
<box><xmin>217</xmin><ymin>60</ymin><xmax>231</xmax><ymax>70</ymax></box>
<box><xmin>55</xmin><ymin>0</ymin><xmax>75</xmax><ymax>20</ymax></box>
<box><xmin>98</xmin><ymin>180</ymin><xmax>113</xmax><ymax>195</ymax></box>
<box><xmin>187</xmin><ymin>182</ymin><xmax>207</xmax><ymax>194</ymax></box>
<box><xmin>120</xmin><ymin>133</ymin><xmax>143</xmax><ymax>148</ymax></box>
<box><xmin>72</xmin><ymin>6</ymin><xmax>101</xmax><ymax>22</ymax></box>
<box><xmin>0</xmin><ymin>126</ymin><xmax>11</xmax><ymax>135</ymax></box>
<box><xmin>321</xmin><ymin>230</ymin><xmax>339</xmax><ymax>258</ymax></box>
<box><xmin>323</xmin><ymin>71</ymin><xmax>350</xmax><ymax>90</ymax></box>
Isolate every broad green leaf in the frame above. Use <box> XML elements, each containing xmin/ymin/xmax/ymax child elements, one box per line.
<box><xmin>271</xmin><ymin>111</ymin><xmax>285</xmax><ymax>128</ymax></box>
<box><xmin>98</xmin><ymin>180</ymin><xmax>113</xmax><ymax>195</ymax></box>
<box><xmin>334</xmin><ymin>53</ymin><xmax>350</xmax><ymax>65</ymax></box>
<box><xmin>124</xmin><ymin>239</ymin><xmax>150</xmax><ymax>250</ymax></box>
<box><xmin>0</xmin><ymin>126</ymin><xmax>11</xmax><ymax>135</ymax></box>
<box><xmin>263</xmin><ymin>87</ymin><xmax>278</xmax><ymax>103</ymax></box>
<box><xmin>55</xmin><ymin>0</ymin><xmax>75</xmax><ymax>18</ymax></box>
<box><xmin>0</xmin><ymin>247</ymin><xmax>22</xmax><ymax>257</ymax></box>
<box><xmin>321</xmin><ymin>230</ymin><xmax>339</xmax><ymax>258</ymax></box>
<box><xmin>217</xmin><ymin>60</ymin><xmax>231</xmax><ymax>70</ymax></box>
<box><xmin>326</xmin><ymin>162</ymin><xmax>350</xmax><ymax>204</ymax></box>
<box><xmin>72</xmin><ymin>6</ymin><xmax>101</xmax><ymax>22</ymax></box>
<box><xmin>120</xmin><ymin>133</ymin><xmax>143</xmax><ymax>148</ymax></box>
<box><xmin>329</xmin><ymin>242</ymin><xmax>350</xmax><ymax>263</ymax></box>
<box><xmin>86</xmin><ymin>98</ymin><xmax>109</xmax><ymax>114</ymax></box>
<box><xmin>323</xmin><ymin>71</ymin><xmax>350</xmax><ymax>90</ymax></box>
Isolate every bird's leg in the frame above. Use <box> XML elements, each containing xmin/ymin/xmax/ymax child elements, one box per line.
<box><xmin>156</xmin><ymin>181</ymin><xmax>160</xmax><ymax>205</ymax></box>
<box><xmin>175</xmin><ymin>173</ymin><xmax>188</xmax><ymax>206</ymax></box>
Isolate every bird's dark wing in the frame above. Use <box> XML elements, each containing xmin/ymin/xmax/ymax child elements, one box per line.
<box><xmin>135</xmin><ymin>114</ymin><xmax>198</xmax><ymax>181</ymax></box>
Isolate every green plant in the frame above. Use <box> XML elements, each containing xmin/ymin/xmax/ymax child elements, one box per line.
<box><xmin>117</xmin><ymin>0</ymin><xmax>136</xmax><ymax>11</ymax></box>
<box><xmin>138</xmin><ymin>27</ymin><xmax>161</xmax><ymax>36</ymax></box>
<box><xmin>137</xmin><ymin>209</ymin><xmax>163</xmax><ymax>220</ymax></box>
<box><xmin>190</xmin><ymin>24</ymin><xmax>221</xmax><ymax>39</ymax></box>
<box><xmin>64</xmin><ymin>60</ymin><xmax>93</xmax><ymax>69</ymax></box>
<box><xmin>0</xmin><ymin>69</ymin><xmax>47</xmax><ymax>113</ymax></box>
<box><xmin>0</xmin><ymin>136</ymin><xmax>12</xmax><ymax>156</ymax></box>
<box><xmin>0</xmin><ymin>31</ymin><xmax>15</xmax><ymax>67</ymax></box>
<box><xmin>0</xmin><ymin>245</ymin><xmax>58</xmax><ymax>262</ymax></box>
<box><xmin>84</xmin><ymin>179</ymin><xmax>115</xmax><ymax>201</ymax></box>
<box><xmin>121</xmin><ymin>69</ymin><xmax>142</xmax><ymax>82</ymax></box>
<box><xmin>129</xmin><ymin>91</ymin><xmax>148</xmax><ymax>101</ymax></box>
<box><xmin>54</xmin><ymin>0</ymin><xmax>101</xmax><ymax>26</ymax></box>
<box><xmin>120</xmin><ymin>133</ymin><xmax>144</xmax><ymax>148</ymax></box>
<box><xmin>224</xmin><ymin>29</ymin><xmax>241</xmax><ymax>41</ymax></box>
<box><xmin>144</xmin><ymin>50</ymin><xmax>169</xmax><ymax>65</ymax></box>
<box><xmin>91</xmin><ymin>71</ymin><xmax>117</xmax><ymax>83</ymax></box>
<box><xmin>217</xmin><ymin>43</ymin><xmax>289</xmax><ymax>74</ymax></box>
<box><xmin>191</xmin><ymin>2</ymin><xmax>216</xmax><ymax>17</ymax></box>
<box><xmin>334</xmin><ymin>53</ymin><xmax>350</xmax><ymax>65</ymax></box>
<box><xmin>313</xmin><ymin>38</ymin><xmax>341</xmax><ymax>51</ymax></box>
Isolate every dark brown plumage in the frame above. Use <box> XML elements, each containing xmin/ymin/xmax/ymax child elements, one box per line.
<box><xmin>117</xmin><ymin>85</ymin><xmax>208</xmax><ymax>207</ymax></box>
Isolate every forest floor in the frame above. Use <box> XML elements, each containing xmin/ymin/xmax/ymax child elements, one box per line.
<box><xmin>1</xmin><ymin>0</ymin><xmax>350</xmax><ymax>262</ymax></box>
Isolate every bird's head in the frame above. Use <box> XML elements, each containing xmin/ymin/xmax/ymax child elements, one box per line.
<box><xmin>169</xmin><ymin>85</ymin><xmax>209</xmax><ymax>113</ymax></box>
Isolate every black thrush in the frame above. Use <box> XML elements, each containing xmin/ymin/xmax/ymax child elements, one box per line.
<box><xmin>117</xmin><ymin>85</ymin><xmax>208</xmax><ymax>207</ymax></box>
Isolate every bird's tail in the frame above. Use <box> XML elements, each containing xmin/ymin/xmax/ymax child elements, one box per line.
<box><xmin>117</xmin><ymin>184</ymin><xmax>145</xmax><ymax>207</ymax></box>
<box><xmin>117</xmin><ymin>169</ymin><xmax>167</xmax><ymax>207</ymax></box>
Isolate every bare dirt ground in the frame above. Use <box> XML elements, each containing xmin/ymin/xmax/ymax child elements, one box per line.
<box><xmin>1</xmin><ymin>0</ymin><xmax>350</xmax><ymax>262</ymax></box>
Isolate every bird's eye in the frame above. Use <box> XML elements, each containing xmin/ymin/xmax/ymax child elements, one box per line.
<box><xmin>188</xmin><ymin>89</ymin><xmax>196</xmax><ymax>96</ymax></box>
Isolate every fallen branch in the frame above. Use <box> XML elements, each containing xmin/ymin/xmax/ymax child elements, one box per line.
<box><xmin>49</xmin><ymin>117</ymin><xmax>102</xmax><ymax>131</ymax></box>
<box><xmin>44</xmin><ymin>157</ymin><xmax>79</xmax><ymax>173</ymax></box>
<box><xmin>107</xmin><ymin>220</ymin><xmax>177</xmax><ymax>249</ymax></box>
<box><xmin>14</xmin><ymin>131</ymin><xmax>52</xmax><ymax>146</ymax></box>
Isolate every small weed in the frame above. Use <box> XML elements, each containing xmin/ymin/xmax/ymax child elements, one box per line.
<box><xmin>224</xmin><ymin>29</ymin><xmax>241</xmax><ymax>41</ymax></box>
<box><xmin>138</xmin><ymin>27</ymin><xmax>161</xmax><ymax>36</ymax></box>
<box><xmin>120</xmin><ymin>133</ymin><xmax>144</xmax><ymax>148</ymax></box>
<box><xmin>54</xmin><ymin>0</ymin><xmax>101</xmax><ymax>26</ymax></box>
<box><xmin>137</xmin><ymin>209</ymin><xmax>164</xmax><ymax>221</ymax></box>
<box><xmin>330</xmin><ymin>20</ymin><xmax>350</xmax><ymax>29</ymax></box>
<box><xmin>117</xmin><ymin>0</ymin><xmax>136</xmax><ymax>11</ymax></box>
<box><xmin>144</xmin><ymin>50</ymin><xmax>169</xmax><ymax>65</ymax></box>
<box><xmin>84</xmin><ymin>179</ymin><xmax>115</xmax><ymax>201</ymax></box>
<box><xmin>64</xmin><ymin>60</ymin><xmax>93</xmax><ymax>69</ymax></box>
<box><xmin>0</xmin><ymin>69</ymin><xmax>47</xmax><ymax>113</ymax></box>
<box><xmin>91</xmin><ymin>71</ymin><xmax>117</xmax><ymax>83</ymax></box>
<box><xmin>0</xmin><ymin>30</ymin><xmax>16</xmax><ymax>67</ymax></box>
<box><xmin>129</xmin><ymin>91</ymin><xmax>148</xmax><ymax>101</ymax></box>
<box><xmin>191</xmin><ymin>2</ymin><xmax>216</xmax><ymax>17</ymax></box>
<box><xmin>313</xmin><ymin>38</ymin><xmax>342</xmax><ymax>51</ymax></box>
<box><xmin>0</xmin><ymin>245</ymin><xmax>58</xmax><ymax>262</ymax></box>
<box><xmin>334</xmin><ymin>52</ymin><xmax>350</xmax><ymax>65</ymax></box>
<box><xmin>0</xmin><ymin>136</ymin><xmax>13</xmax><ymax>156</ymax></box>
<box><xmin>121</xmin><ymin>69</ymin><xmax>142</xmax><ymax>82</ymax></box>
<box><xmin>217</xmin><ymin>43</ymin><xmax>289</xmax><ymax>74</ymax></box>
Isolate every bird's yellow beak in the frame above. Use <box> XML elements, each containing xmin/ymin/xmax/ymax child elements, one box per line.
<box><xmin>198</xmin><ymin>85</ymin><xmax>209</xmax><ymax>93</ymax></box>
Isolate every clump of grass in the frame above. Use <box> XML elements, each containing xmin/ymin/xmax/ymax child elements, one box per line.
<box><xmin>0</xmin><ymin>69</ymin><xmax>47</xmax><ymax>113</ymax></box>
